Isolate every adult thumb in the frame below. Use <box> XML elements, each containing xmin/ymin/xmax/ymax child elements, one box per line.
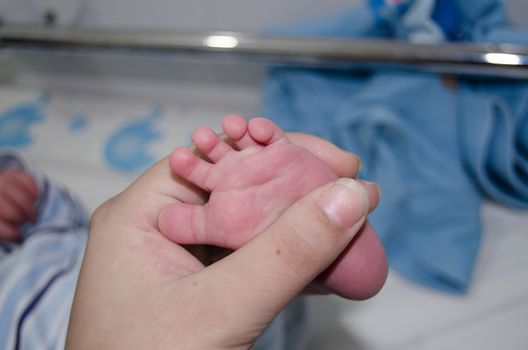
<box><xmin>203</xmin><ymin>178</ymin><xmax>370</xmax><ymax>329</ymax></box>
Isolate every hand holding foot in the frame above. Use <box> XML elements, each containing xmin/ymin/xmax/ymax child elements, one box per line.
<box><xmin>67</xmin><ymin>137</ymin><xmax>377</xmax><ymax>349</ymax></box>
<box><xmin>159</xmin><ymin>115</ymin><xmax>387</xmax><ymax>299</ymax></box>
<box><xmin>159</xmin><ymin>115</ymin><xmax>338</xmax><ymax>247</ymax></box>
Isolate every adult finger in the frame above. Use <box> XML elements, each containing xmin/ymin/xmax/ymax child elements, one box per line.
<box><xmin>287</xmin><ymin>132</ymin><xmax>361</xmax><ymax>178</ymax></box>
<box><xmin>358</xmin><ymin>180</ymin><xmax>381</xmax><ymax>212</ymax></box>
<box><xmin>203</xmin><ymin>178</ymin><xmax>370</xmax><ymax>325</ymax></box>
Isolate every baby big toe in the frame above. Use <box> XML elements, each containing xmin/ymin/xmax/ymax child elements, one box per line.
<box><xmin>159</xmin><ymin>202</ymin><xmax>205</xmax><ymax>245</ymax></box>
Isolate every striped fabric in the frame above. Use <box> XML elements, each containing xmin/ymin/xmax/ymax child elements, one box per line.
<box><xmin>0</xmin><ymin>149</ymin><xmax>88</xmax><ymax>350</ymax></box>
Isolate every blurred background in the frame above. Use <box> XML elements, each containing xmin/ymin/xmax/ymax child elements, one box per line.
<box><xmin>0</xmin><ymin>0</ymin><xmax>527</xmax><ymax>349</ymax></box>
<box><xmin>0</xmin><ymin>0</ymin><xmax>526</xmax><ymax>30</ymax></box>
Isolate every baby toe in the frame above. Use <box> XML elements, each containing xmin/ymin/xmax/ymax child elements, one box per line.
<box><xmin>222</xmin><ymin>114</ymin><xmax>261</xmax><ymax>150</ymax></box>
<box><xmin>192</xmin><ymin>126</ymin><xmax>234</xmax><ymax>163</ymax></box>
<box><xmin>248</xmin><ymin>117</ymin><xmax>288</xmax><ymax>146</ymax></box>
<box><xmin>169</xmin><ymin>147</ymin><xmax>214</xmax><ymax>191</ymax></box>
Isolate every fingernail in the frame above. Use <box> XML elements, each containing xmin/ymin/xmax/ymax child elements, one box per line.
<box><xmin>348</xmin><ymin>153</ymin><xmax>362</xmax><ymax>172</ymax></box>
<box><xmin>359</xmin><ymin>179</ymin><xmax>381</xmax><ymax>198</ymax></box>
<box><xmin>319</xmin><ymin>179</ymin><xmax>370</xmax><ymax>230</ymax></box>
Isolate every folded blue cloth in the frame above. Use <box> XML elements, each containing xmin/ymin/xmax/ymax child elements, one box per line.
<box><xmin>263</xmin><ymin>0</ymin><xmax>528</xmax><ymax>293</ymax></box>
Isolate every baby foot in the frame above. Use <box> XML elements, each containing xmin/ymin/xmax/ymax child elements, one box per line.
<box><xmin>159</xmin><ymin>116</ymin><xmax>388</xmax><ymax>299</ymax></box>
<box><xmin>159</xmin><ymin>115</ymin><xmax>337</xmax><ymax>248</ymax></box>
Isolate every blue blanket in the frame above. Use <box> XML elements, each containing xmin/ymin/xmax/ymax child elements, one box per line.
<box><xmin>263</xmin><ymin>0</ymin><xmax>528</xmax><ymax>293</ymax></box>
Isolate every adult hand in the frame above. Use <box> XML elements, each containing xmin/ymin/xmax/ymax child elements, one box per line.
<box><xmin>66</xmin><ymin>134</ymin><xmax>382</xmax><ymax>349</ymax></box>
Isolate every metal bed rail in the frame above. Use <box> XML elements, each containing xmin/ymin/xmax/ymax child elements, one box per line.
<box><xmin>1</xmin><ymin>26</ymin><xmax>528</xmax><ymax>78</ymax></box>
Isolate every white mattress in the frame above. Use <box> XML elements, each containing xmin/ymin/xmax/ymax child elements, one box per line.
<box><xmin>1</xmin><ymin>82</ymin><xmax>527</xmax><ymax>350</ymax></box>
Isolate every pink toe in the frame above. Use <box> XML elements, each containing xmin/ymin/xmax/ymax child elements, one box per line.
<box><xmin>192</xmin><ymin>127</ymin><xmax>218</xmax><ymax>153</ymax></box>
<box><xmin>169</xmin><ymin>147</ymin><xmax>213</xmax><ymax>190</ymax></box>
<box><xmin>221</xmin><ymin>115</ymin><xmax>248</xmax><ymax>141</ymax></box>
<box><xmin>159</xmin><ymin>202</ymin><xmax>204</xmax><ymax>245</ymax></box>
<box><xmin>248</xmin><ymin>117</ymin><xmax>287</xmax><ymax>145</ymax></box>
<box><xmin>222</xmin><ymin>114</ymin><xmax>262</xmax><ymax>150</ymax></box>
<box><xmin>192</xmin><ymin>126</ymin><xmax>233</xmax><ymax>162</ymax></box>
<box><xmin>169</xmin><ymin>147</ymin><xmax>196</xmax><ymax>178</ymax></box>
